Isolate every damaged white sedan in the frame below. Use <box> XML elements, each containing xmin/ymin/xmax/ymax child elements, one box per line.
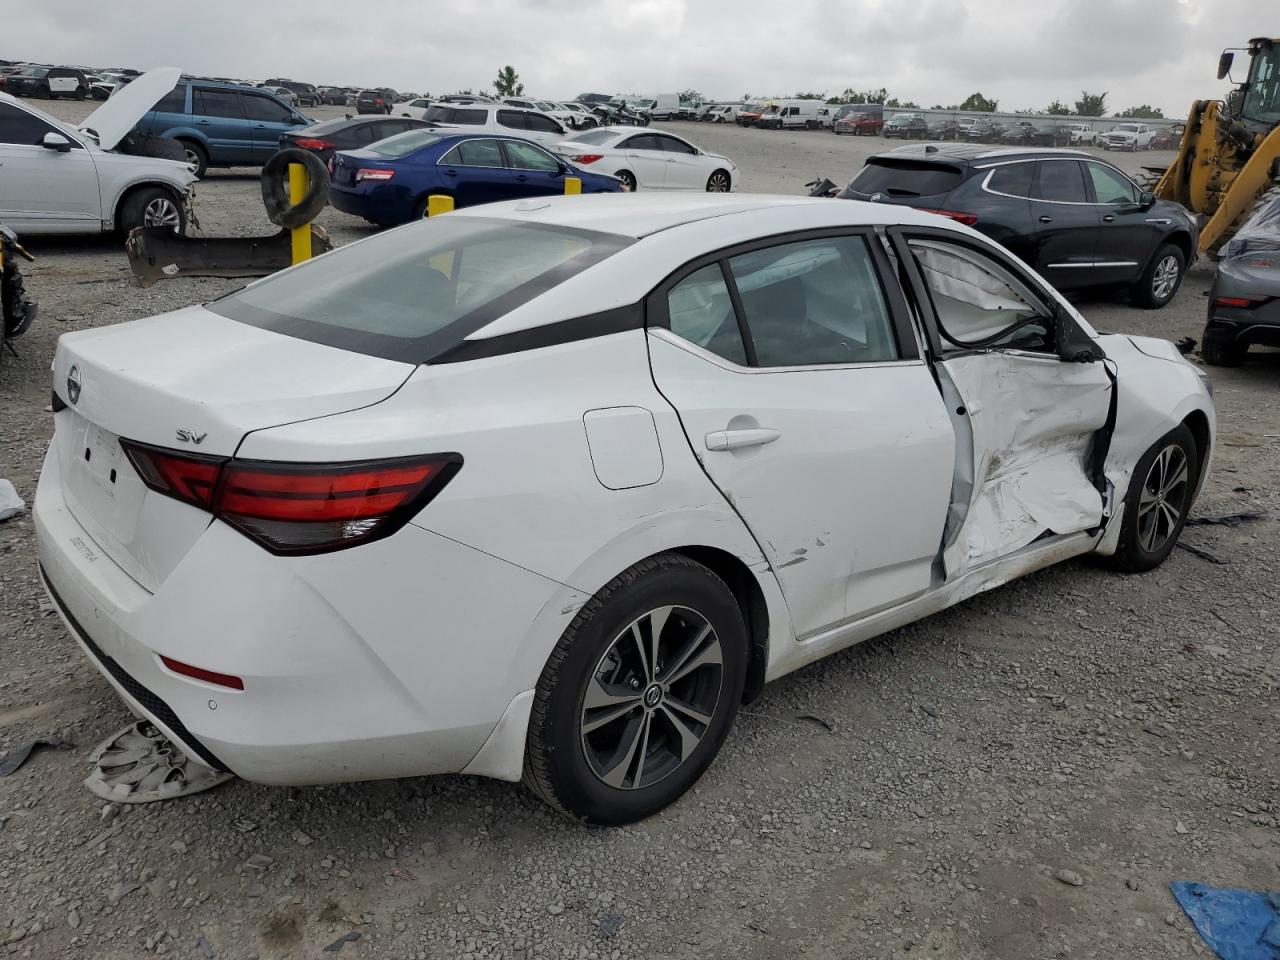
<box><xmin>35</xmin><ymin>194</ymin><xmax>1213</xmax><ymax>824</ymax></box>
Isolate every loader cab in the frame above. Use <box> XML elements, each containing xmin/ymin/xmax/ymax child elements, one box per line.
<box><xmin>1235</xmin><ymin>38</ymin><xmax>1280</xmax><ymax>132</ymax></box>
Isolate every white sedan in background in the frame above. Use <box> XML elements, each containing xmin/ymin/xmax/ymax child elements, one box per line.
<box><xmin>398</xmin><ymin>97</ymin><xmax>435</xmax><ymax>120</ymax></box>
<box><xmin>554</xmin><ymin>127</ymin><xmax>737</xmax><ymax>192</ymax></box>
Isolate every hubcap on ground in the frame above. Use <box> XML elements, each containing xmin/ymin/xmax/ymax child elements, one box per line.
<box><xmin>1152</xmin><ymin>255</ymin><xmax>1180</xmax><ymax>300</ymax></box>
<box><xmin>1137</xmin><ymin>444</ymin><xmax>1189</xmax><ymax>553</ymax></box>
<box><xmin>579</xmin><ymin>605</ymin><xmax>723</xmax><ymax>790</ymax></box>
<box><xmin>143</xmin><ymin>197</ymin><xmax>181</xmax><ymax>230</ymax></box>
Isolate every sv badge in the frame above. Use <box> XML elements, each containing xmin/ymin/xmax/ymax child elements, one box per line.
<box><xmin>176</xmin><ymin>429</ymin><xmax>208</xmax><ymax>445</ymax></box>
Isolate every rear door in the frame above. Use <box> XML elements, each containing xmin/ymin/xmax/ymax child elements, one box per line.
<box><xmin>893</xmin><ymin>229</ymin><xmax>1113</xmax><ymax>578</ymax></box>
<box><xmin>618</xmin><ymin>134</ymin><xmax>668</xmax><ymax>188</ymax></box>
<box><xmin>1029</xmin><ymin>158</ymin><xmax>1100</xmax><ymax>279</ymax></box>
<box><xmin>647</xmin><ymin>230</ymin><xmax>955</xmax><ymax>637</ymax></box>
<box><xmin>191</xmin><ymin>86</ymin><xmax>254</xmax><ymax>163</ymax></box>
<box><xmin>1083</xmin><ymin>160</ymin><xmax>1161</xmax><ymax>284</ymax></box>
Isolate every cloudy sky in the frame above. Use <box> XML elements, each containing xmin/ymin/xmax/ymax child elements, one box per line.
<box><xmin>7</xmin><ymin>0</ymin><xmax>1273</xmax><ymax>114</ymax></box>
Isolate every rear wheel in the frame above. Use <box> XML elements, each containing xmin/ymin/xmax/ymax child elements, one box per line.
<box><xmin>178</xmin><ymin>140</ymin><xmax>208</xmax><ymax>179</ymax></box>
<box><xmin>617</xmin><ymin>170</ymin><xmax>637</xmax><ymax>192</ymax></box>
<box><xmin>523</xmin><ymin>553</ymin><xmax>748</xmax><ymax>824</ymax></box>
<box><xmin>1105</xmin><ymin>425</ymin><xmax>1198</xmax><ymax>572</ymax></box>
<box><xmin>1200</xmin><ymin>335</ymin><xmax>1247</xmax><ymax>366</ymax></box>
<box><xmin>1133</xmin><ymin>243</ymin><xmax>1185</xmax><ymax>308</ymax></box>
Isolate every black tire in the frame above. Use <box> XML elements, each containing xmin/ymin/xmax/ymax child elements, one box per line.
<box><xmin>1105</xmin><ymin>424</ymin><xmax>1199</xmax><ymax>572</ymax></box>
<box><xmin>260</xmin><ymin>148</ymin><xmax>330</xmax><ymax>228</ymax></box>
<box><xmin>617</xmin><ymin>170</ymin><xmax>637</xmax><ymax>192</ymax></box>
<box><xmin>706</xmin><ymin>169</ymin><xmax>731</xmax><ymax>192</ymax></box>
<box><xmin>523</xmin><ymin>553</ymin><xmax>748</xmax><ymax>825</ymax></box>
<box><xmin>1200</xmin><ymin>335</ymin><xmax>1247</xmax><ymax>366</ymax></box>
<box><xmin>178</xmin><ymin>139</ymin><xmax>208</xmax><ymax>179</ymax></box>
<box><xmin>74</xmin><ymin>86</ymin><xmax>86</xmax><ymax>101</ymax></box>
<box><xmin>1133</xmin><ymin>242</ymin><xmax>1185</xmax><ymax>308</ymax></box>
<box><xmin>118</xmin><ymin>186</ymin><xmax>186</xmax><ymax>235</ymax></box>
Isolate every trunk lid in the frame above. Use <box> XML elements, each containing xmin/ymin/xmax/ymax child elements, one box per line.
<box><xmin>51</xmin><ymin>305</ymin><xmax>414</xmax><ymax>591</ymax></box>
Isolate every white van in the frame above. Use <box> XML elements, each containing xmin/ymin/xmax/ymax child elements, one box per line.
<box><xmin>651</xmin><ymin>93</ymin><xmax>680</xmax><ymax>120</ymax></box>
<box><xmin>758</xmin><ymin>99</ymin><xmax>824</xmax><ymax>130</ymax></box>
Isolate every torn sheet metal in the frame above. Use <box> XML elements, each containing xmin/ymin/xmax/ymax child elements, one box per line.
<box><xmin>938</xmin><ymin>352</ymin><xmax>1112</xmax><ymax>577</ymax></box>
<box><xmin>84</xmin><ymin>720</ymin><xmax>232</xmax><ymax>803</ymax></box>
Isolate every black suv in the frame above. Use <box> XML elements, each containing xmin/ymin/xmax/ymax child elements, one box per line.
<box><xmin>265</xmin><ymin>79</ymin><xmax>321</xmax><ymax>107</ymax></box>
<box><xmin>356</xmin><ymin>88</ymin><xmax>398</xmax><ymax>115</ymax></box>
<box><xmin>839</xmin><ymin>145</ymin><xmax>1198</xmax><ymax>308</ymax></box>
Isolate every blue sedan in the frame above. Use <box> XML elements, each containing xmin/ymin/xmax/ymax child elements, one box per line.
<box><xmin>329</xmin><ymin>130</ymin><xmax>625</xmax><ymax>225</ymax></box>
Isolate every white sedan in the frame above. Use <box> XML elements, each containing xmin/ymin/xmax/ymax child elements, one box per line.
<box><xmin>398</xmin><ymin>97</ymin><xmax>435</xmax><ymax>120</ymax></box>
<box><xmin>37</xmin><ymin>194</ymin><xmax>1212</xmax><ymax>825</ymax></box>
<box><xmin>554</xmin><ymin>126</ymin><xmax>737</xmax><ymax>192</ymax></box>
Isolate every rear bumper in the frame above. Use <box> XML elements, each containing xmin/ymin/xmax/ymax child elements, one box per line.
<box><xmin>34</xmin><ymin>441</ymin><xmax>571</xmax><ymax>786</ymax></box>
<box><xmin>329</xmin><ymin>182</ymin><xmax>415</xmax><ymax>224</ymax></box>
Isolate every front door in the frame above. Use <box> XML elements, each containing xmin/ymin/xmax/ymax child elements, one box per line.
<box><xmin>1029</xmin><ymin>158</ymin><xmax>1101</xmax><ymax>282</ymax></box>
<box><xmin>0</xmin><ymin>103</ymin><xmax>101</xmax><ymax>231</ymax></box>
<box><xmin>500</xmin><ymin>138</ymin><xmax>566</xmax><ymax>198</ymax></box>
<box><xmin>618</xmin><ymin>134</ymin><xmax>668</xmax><ymax>189</ymax></box>
<box><xmin>895</xmin><ymin>231</ymin><xmax>1113</xmax><ymax>578</ymax></box>
<box><xmin>1083</xmin><ymin>160</ymin><xmax>1163</xmax><ymax>285</ymax></box>
<box><xmin>652</xmin><ymin>134</ymin><xmax>703</xmax><ymax>189</ymax></box>
<box><xmin>436</xmin><ymin>138</ymin><xmax>516</xmax><ymax>206</ymax></box>
<box><xmin>647</xmin><ymin>231</ymin><xmax>955</xmax><ymax>638</ymax></box>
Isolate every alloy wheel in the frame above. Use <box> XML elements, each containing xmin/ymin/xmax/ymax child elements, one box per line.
<box><xmin>1137</xmin><ymin>444</ymin><xmax>1189</xmax><ymax>553</ymax></box>
<box><xmin>579</xmin><ymin>605</ymin><xmax>724</xmax><ymax>790</ymax></box>
<box><xmin>143</xmin><ymin>197</ymin><xmax>181</xmax><ymax>231</ymax></box>
<box><xmin>1152</xmin><ymin>254</ymin><xmax>1180</xmax><ymax>301</ymax></box>
<box><xmin>707</xmin><ymin>171</ymin><xmax>731</xmax><ymax>192</ymax></box>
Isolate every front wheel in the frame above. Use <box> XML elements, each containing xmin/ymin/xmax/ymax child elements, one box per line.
<box><xmin>706</xmin><ymin>169</ymin><xmax>731</xmax><ymax>192</ymax></box>
<box><xmin>1133</xmin><ymin>243</ymin><xmax>1185</xmax><ymax>308</ymax></box>
<box><xmin>1105</xmin><ymin>425</ymin><xmax>1198</xmax><ymax>572</ymax></box>
<box><xmin>523</xmin><ymin>554</ymin><xmax>748</xmax><ymax>825</ymax></box>
<box><xmin>118</xmin><ymin>187</ymin><xmax>186</xmax><ymax>236</ymax></box>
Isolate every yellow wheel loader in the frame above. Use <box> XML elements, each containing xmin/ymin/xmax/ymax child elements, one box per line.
<box><xmin>1140</xmin><ymin>37</ymin><xmax>1280</xmax><ymax>256</ymax></box>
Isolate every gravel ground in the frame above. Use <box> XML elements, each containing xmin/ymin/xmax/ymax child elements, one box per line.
<box><xmin>1</xmin><ymin>104</ymin><xmax>1277</xmax><ymax>960</ymax></box>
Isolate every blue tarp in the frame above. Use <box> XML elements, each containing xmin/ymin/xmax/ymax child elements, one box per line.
<box><xmin>1171</xmin><ymin>882</ymin><xmax>1280</xmax><ymax>960</ymax></box>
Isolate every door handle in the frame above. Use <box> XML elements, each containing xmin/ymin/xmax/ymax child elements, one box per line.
<box><xmin>1102</xmin><ymin>214</ymin><xmax>1116</xmax><ymax>222</ymax></box>
<box><xmin>514</xmin><ymin>174</ymin><xmax>529</xmax><ymax>182</ymax></box>
<box><xmin>196</xmin><ymin>119</ymin><xmax>211</xmax><ymax>125</ymax></box>
<box><xmin>1038</xmin><ymin>215</ymin><xmax>1053</xmax><ymax>223</ymax></box>
<box><xmin>705</xmin><ymin>428</ymin><xmax>781</xmax><ymax>451</ymax></box>
<box><xmin>443</xmin><ymin>169</ymin><xmax>457</xmax><ymax>176</ymax></box>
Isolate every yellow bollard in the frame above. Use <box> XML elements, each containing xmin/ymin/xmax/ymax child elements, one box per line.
<box><xmin>427</xmin><ymin>195</ymin><xmax>454</xmax><ymax>217</ymax></box>
<box><xmin>288</xmin><ymin>162</ymin><xmax>311</xmax><ymax>265</ymax></box>
<box><xmin>564</xmin><ymin>176</ymin><xmax>582</xmax><ymax>195</ymax></box>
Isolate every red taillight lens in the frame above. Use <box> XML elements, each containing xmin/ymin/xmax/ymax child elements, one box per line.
<box><xmin>571</xmin><ymin>154</ymin><xmax>603</xmax><ymax>164</ymax></box>
<box><xmin>1214</xmin><ymin>295</ymin><xmax>1267</xmax><ymax>309</ymax></box>
<box><xmin>293</xmin><ymin>138</ymin><xmax>335</xmax><ymax>150</ymax></box>
<box><xmin>121</xmin><ymin>442</ymin><xmax>461</xmax><ymax>554</ymax></box>
<box><xmin>355</xmin><ymin>168</ymin><xmax>395</xmax><ymax>182</ymax></box>
<box><xmin>920</xmin><ymin>208</ymin><xmax>979</xmax><ymax>226</ymax></box>
<box><xmin>121</xmin><ymin>441</ymin><xmax>222</xmax><ymax>510</ymax></box>
<box><xmin>160</xmin><ymin>655</ymin><xmax>244</xmax><ymax>690</ymax></box>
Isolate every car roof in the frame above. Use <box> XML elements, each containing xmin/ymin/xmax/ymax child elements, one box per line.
<box><xmin>876</xmin><ymin>144</ymin><xmax>1092</xmax><ymax>163</ymax></box>
<box><xmin>448</xmin><ymin>192</ymin><xmax>955</xmax><ymax>240</ymax></box>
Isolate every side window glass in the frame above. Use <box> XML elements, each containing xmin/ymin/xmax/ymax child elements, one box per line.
<box><xmin>503</xmin><ymin>140</ymin><xmax>560</xmax><ymax>171</ymax></box>
<box><xmin>454</xmin><ymin>139</ymin><xmax>503</xmax><ymax>166</ymax></box>
<box><xmin>1086</xmin><ymin>163</ymin><xmax>1138</xmax><ymax>204</ymax></box>
<box><xmin>625</xmin><ymin>134</ymin><xmax>659</xmax><ymax>151</ymax></box>
<box><xmin>496</xmin><ymin>110</ymin><xmax>527</xmax><ymax>130</ymax></box>
<box><xmin>908</xmin><ymin>239</ymin><xmax>1052</xmax><ymax>351</ymax></box>
<box><xmin>729</xmin><ymin>236</ymin><xmax>899</xmax><ymax>367</ymax></box>
<box><xmin>0</xmin><ymin>102</ymin><xmax>58</xmax><ymax>145</ymax></box>
<box><xmin>657</xmin><ymin>135</ymin><xmax>696</xmax><ymax>155</ymax></box>
<box><xmin>527</xmin><ymin>113</ymin><xmax>560</xmax><ymax>133</ymax></box>
<box><xmin>1033</xmin><ymin>160</ymin><xmax>1087</xmax><ymax>203</ymax></box>
<box><xmin>242</xmin><ymin>94</ymin><xmax>292</xmax><ymax>124</ymax></box>
<box><xmin>353</xmin><ymin>124</ymin><xmax>376</xmax><ymax>144</ymax></box>
<box><xmin>194</xmin><ymin>89</ymin><xmax>245</xmax><ymax>120</ymax></box>
<box><xmin>666</xmin><ymin>265</ymin><xmax>747</xmax><ymax>365</ymax></box>
<box><xmin>987</xmin><ymin>162</ymin><xmax>1034</xmax><ymax>198</ymax></box>
<box><xmin>153</xmin><ymin>85</ymin><xmax>187</xmax><ymax>114</ymax></box>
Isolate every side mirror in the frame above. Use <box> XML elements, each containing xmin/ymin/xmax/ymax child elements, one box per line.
<box><xmin>1217</xmin><ymin>51</ymin><xmax>1234</xmax><ymax>80</ymax></box>
<box><xmin>1139</xmin><ymin>190</ymin><xmax>1156</xmax><ymax>210</ymax></box>
<box><xmin>41</xmin><ymin>132</ymin><xmax>72</xmax><ymax>153</ymax></box>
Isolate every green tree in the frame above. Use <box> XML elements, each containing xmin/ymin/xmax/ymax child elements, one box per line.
<box><xmin>885</xmin><ymin>97</ymin><xmax>919</xmax><ymax>108</ymax></box>
<box><xmin>1045</xmin><ymin>99</ymin><xmax>1071</xmax><ymax>115</ymax></box>
<box><xmin>493</xmin><ymin>65</ymin><xmax>524</xmax><ymax>98</ymax></box>
<box><xmin>793</xmin><ymin>90</ymin><xmax>826</xmax><ymax>101</ymax></box>
<box><xmin>1116</xmin><ymin>104</ymin><xmax>1164</xmax><ymax>119</ymax></box>
<box><xmin>958</xmin><ymin>92</ymin><xmax>998</xmax><ymax>112</ymax></box>
<box><xmin>678</xmin><ymin>88</ymin><xmax>704</xmax><ymax>104</ymax></box>
<box><xmin>1075</xmin><ymin>90</ymin><xmax>1108</xmax><ymax>116</ymax></box>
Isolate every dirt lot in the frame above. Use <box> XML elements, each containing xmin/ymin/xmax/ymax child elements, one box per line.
<box><xmin>1</xmin><ymin>103</ymin><xmax>1277</xmax><ymax>960</ymax></box>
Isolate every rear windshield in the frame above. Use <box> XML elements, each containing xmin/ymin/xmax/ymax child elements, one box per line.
<box><xmin>300</xmin><ymin>118</ymin><xmax>349</xmax><ymax>135</ymax></box>
<box><xmin>425</xmin><ymin>106</ymin><xmax>487</xmax><ymax>125</ymax></box>
<box><xmin>208</xmin><ymin>218</ymin><xmax>630</xmax><ymax>363</ymax></box>
<box><xmin>367</xmin><ymin>130</ymin><xmax>441</xmax><ymax>156</ymax></box>
<box><xmin>565</xmin><ymin>129</ymin><xmax>620</xmax><ymax>146</ymax></box>
<box><xmin>844</xmin><ymin>159</ymin><xmax>964</xmax><ymax>199</ymax></box>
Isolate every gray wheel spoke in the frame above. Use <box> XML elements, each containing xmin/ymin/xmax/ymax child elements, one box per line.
<box><xmin>1139</xmin><ymin>514</ymin><xmax>1158</xmax><ymax>552</ymax></box>
<box><xmin>665</xmin><ymin>636</ymin><xmax>722</xmax><ymax>685</ymax></box>
<box><xmin>661</xmin><ymin>624</ymin><xmax>711</xmax><ymax>683</ymax></box>
<box><xmin>584</xmin><ymin>675</ymin><xmax>641</xmax><ymax>711</ymax></box>
<box><xmin>658</xmin><ymin>705</ymin><xmax>702</xmax><ymax>762</ymax></box>
<box><xmin>1162</xmin><ymin>457</ymin><xmax>1188</xmax><ymax>495</ymax></box>
<box><xmin>645</xmin><ymin>606</ymin><xmax>671</xmax><ymax>680</ymax></box>
<box><xmin>664</xmin><ymin>694</ymin><xmax>712</xmax><ymax>727</ymax></box>
<box><xmin>1138</xmin><ymin>487</ymin><xmax>1159</xmax><ymax>516</ymax></box>
<box><xmin>600</xmin><ymin>715</ymin><xmax>647</xmax><ymax>788</ymax></box>
<box><xmin>630</xmin><ymin>622</ymin><xmax>651</xmax><ymax>682</ymax></box>
<box><xmin>1160</xmin><ymin>501</ymin><xmax>1180</xmax><ymax>532</ymax></box>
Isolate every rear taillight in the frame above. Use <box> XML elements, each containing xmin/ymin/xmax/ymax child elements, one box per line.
<box><xmin>355</xmin><ymin>168</ymin><xmax>396</xmax><ymax>182</ymax></box>
<box><xmin>920</xmin><ymin>208</ymin><xmax>979</xmax><ymax>226</ymax></box>
<box><xmin>160</xmin><ymin>656</ymin><xmax>244</xmax><ymax>690</ymax></box>
<box><xmin>120</xmin><ymin>441</ymin><xmax>460</xmax><ymax>554</ymax></box>
<box><xmin>1214</xmin><ymin>295</ymin><xmax>1268</xmax><ymax>309</ymax></box>
<box><xmin>571</xmin><ymin>154</ymin><xmax>603</xmax><ymax>164</ymax></box>
<box><xmin>293</xmin><ymin>138</ymin><xmax>335</xmax><ymax>150</ymax></box>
